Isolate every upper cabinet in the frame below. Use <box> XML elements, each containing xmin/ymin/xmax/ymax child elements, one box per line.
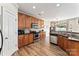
<box><xmin>41</xmin><ymin>20</ymin><xmax>44</xmax><ymax>28</ymax></box>
<box><xmin>18</xmin><ymin>13</ymin><xmax>26</xmax><ymax>29</ymax></box>
<box><xmin>31</xmin><ymin>17</ymin><xmax>38</xmax><ymax>24</ymax></box>
<box><xmin>18</xmin><ymin>12</ymin><xmax>44</xmax><ymax>29</ymax></box>
<box><xmin>25</xmin><ymin>15</ymin><xmax>31</xmax><ymax>29</ymax></box>
<box><xmin>31</xmin><ymin>17</ymin><xmax>35</xmax><ymax>23</ymax></box>
<box><xmin>38</xmin><ymin>20</ymin><xmax>44</xmax><ymax>28</ymax></box>
<box><xmin>35</xmin><ymin>18</ymin><xmax>38</xmax><ymax>24</ymax></box>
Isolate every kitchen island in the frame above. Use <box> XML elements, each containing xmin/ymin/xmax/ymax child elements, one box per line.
<box><xmin>50</xmin><ymin>31</ymin><xmax>79</xmax><ymax>56</ymax></box>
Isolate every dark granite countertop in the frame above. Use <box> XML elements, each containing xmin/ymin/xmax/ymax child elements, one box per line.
<box><xmin>50</xmin><ymin>31</ymin><xmax>79</xmax><ymax>42</ymax></box>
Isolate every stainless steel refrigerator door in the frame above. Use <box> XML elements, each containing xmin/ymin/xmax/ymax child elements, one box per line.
<box><xmin>0</xmin><ymin>30</ymin><xmax>3</xmax><ymax>53</ymax></box>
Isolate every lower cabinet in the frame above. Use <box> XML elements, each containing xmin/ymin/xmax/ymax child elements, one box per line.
<box><xmin>28</xmin><ymin>33</ymin><xmax>34</xmax><ymax>44</ymax></box>
<box><xmin>22</xmin><ymin>35</ymin><xmax>28</xmax><ymax>46</ymax></box>
<box><xmin>68</xmin><ymin>40</ymin><xmax>79</xmax><ymax>56</ymax></box>
<box><xmin>57</xmin><ymin>35</ymin><xmax>79</xmax><ymax>56</ymax></box>
<box><xmin>18</xmin><ymin>35</ymin><xmax>24</xmax><ymax>48</ymax></box>
<box><xmin>57</xmin><ymin>35</ymin><xmax>64</xmax><ymax>48</ymax></box>
<box><xmin>40</xmin><ymin>31</ymin><xmax>46</xmax><ymax>40</ymax></box>
<box><xmin>18</xmin><ymin>33</ymin><xmax>34</xmax><ymax>48</ymax></box>
<box><xmin>63</xmin><ymin>38</ymin><xmax>69</xmax><ymax>51</ymax></box>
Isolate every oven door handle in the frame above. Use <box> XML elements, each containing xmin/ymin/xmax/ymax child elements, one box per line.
<box><xmin>0</xmin><ymin>30</ymin><xmax>3</xmax><ymax>53</ymax></box>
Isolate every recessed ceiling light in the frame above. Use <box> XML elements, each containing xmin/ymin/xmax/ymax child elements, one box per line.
<box><xmin>33</xmin><ymin>6</ymin><xmax>36</xmax><ymax>9</ymax></box>
<box><xmin>56</xmin><ymin>4</ymin><xmax>60</xmax><ymax>7</ymax></box>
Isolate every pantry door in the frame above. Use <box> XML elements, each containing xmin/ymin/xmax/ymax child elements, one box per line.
<box><xmin>2</xmin><ymin>7</ymin><xmax>17</xmax><ymax>56</ymax></box>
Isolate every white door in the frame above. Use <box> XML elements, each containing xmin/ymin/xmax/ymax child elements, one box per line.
<box><xmin>8</xmin><ymin>12</ymin><xmax>17</xmax><ymax>55</ymax></box>
<box><xmin>2</xmin><ymin>7</ymin><xmax>9</xmax><ymax>56</ymax></box>
<box><xmin>2</xmin><ymin>7</ymin><xmax>17</xmax><ymax>56</ymax></box>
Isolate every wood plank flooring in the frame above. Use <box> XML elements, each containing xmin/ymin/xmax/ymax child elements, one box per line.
<box><xmin>13</xmin><ymin>39</ymin><xmax>68</xmax><ymax>56</ymax></box>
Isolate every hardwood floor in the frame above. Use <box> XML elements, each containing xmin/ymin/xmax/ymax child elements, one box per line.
<box><xmin>13</xmin><ymin>38</ymin><xmax>68</xmax><ymax>56</ymax></box>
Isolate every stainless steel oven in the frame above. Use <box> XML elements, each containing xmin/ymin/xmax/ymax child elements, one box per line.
<box><xmin>34</xmin><ymin>32</ymin><xmax>40</xmax><ymax>40</ymax></box>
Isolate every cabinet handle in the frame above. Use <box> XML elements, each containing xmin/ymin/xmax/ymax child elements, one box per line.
<box><xmin>5</xmin><ymin>37</ymin><xmax>8</xmax><ymax>39</ymax></box>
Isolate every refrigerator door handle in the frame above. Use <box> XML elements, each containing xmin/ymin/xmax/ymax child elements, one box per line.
<box><xmin>0</xmin><ymin>30</ymin><xmax>3</xmax><ymax>53</ymax></box>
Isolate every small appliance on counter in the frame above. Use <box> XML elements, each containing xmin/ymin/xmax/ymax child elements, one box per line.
<box><xmin>18</xmin><ymin>29</ymin><xmax>30</xmax><ymax>35</ymax></box>
<box><xmin>18</xmin><ymin>29</ymin><xmax>25</xmax><ymax>35</ymax></box>
<box><xmin>31</xmin><ymin>23</ymin><xmax>39</xmax><ymax>29</ymax></box>
<box><xmin>24</xmin><ymin>29</ymin><xmax>30</xmax><ymax>34</ymax></box>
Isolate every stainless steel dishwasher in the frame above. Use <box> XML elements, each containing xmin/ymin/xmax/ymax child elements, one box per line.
<box><xmin>50</xmin><ymin>35</ymin><xmax>57</xmax><ymax>44</ymax></box>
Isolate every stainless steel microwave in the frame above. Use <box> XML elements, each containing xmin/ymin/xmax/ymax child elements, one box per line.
<box><xmin>32</xmin><ymin>23</ymin><xmax>39</xmax><ymax>29</ymax></box>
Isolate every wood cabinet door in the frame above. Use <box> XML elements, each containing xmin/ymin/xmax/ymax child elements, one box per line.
<box><xmin>28</xmin><ymin>33</ymin><xmax>33</xmax><ymax>44</ymax></box>
<box><xmin>22</xmin><ymin>35</ymin><xmax>28</xmax><ymax>46</ymax></box>
<box><xmin>34</xmin><ymin>18</ymin><xmax>38</xmax><ymax>24</ymax></box>
<box><xmin>58</xmin><ymin>36</ymin><xmax>69</xmax><ymax>51</ymax></box>
<box><xmin>60</xmin><ymin>36</ymin><xmax>65</xmax><ymax>49</ymax></box>
<box><xmin>63</xmin><ymin>38</ymin><xmax>69</xmax><ymax>51</ymax></box>
<box><xmin>57</xmin><ymin>35</ymin><xmax>62</xmax><ymax>48</ymax></box>
<box><xmin>39</xmin><ymin>32</ymin><xmax>45</xmax><ymax>40</ymax></box>
<box><xmin>18</xmin><ymin>35</ymin><xmax>24</xmax><ymax>48</ymax></box>
<box><xmin>68</xmin><ymin>40</ymin><xmax>79</xmax><ymax>56</ymax></box>
<box><xmin>40</xmin><ymin>20</ymin><xmax>44</xmax><ymax>28</ymax></box>
<box><xmin>62</xmin><ymin>37</ymin><xmax>68</xmax><ymax>51</ymax></box>
<box><xmin>74</xmin><ymin>42</ymin><xmax>79</xmax><ymax>56</ymax></box>
<box><xmin>25</xmin><ymin>15</ymin><xmax>31</xmax><ymax>29</ymax></box>
<box><xmin>42</xmin><ymin>32</ymin><xmax>46</xmax><ymax>39</ymax></box>
<box><xmin>31</xmin><ymin>17</ymin><xmax>35</xmax><ymax>23</ymax></box>
<box><xmin>38</xmin><ymin>20</ymin><xmax>41</xmax><ymax>28</ymax></box>
<box><xmin>40</xmin><ymin>20</ymin><xmax>42</xmax><ymax>28</ymax></box>
<box><xmin>39</xmin><ymin>32</ymin><xmax>42</xmax><ymax>40</ymax></box>
<box><xmin>18</xmin><ymin>13</ymin><xmax>26</xmax><ymax>29</ymax></box>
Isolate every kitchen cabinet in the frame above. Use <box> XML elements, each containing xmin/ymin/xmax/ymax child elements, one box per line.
<box><xmin>28</xmin><ymin>33</ymin><xmax>34</xmax><ymax>44</ymax></box>
<box><xmin>57</xmin><ymin>35</ymin><xmax>64</xmax><ymax>48</ymax></box>
<box><xmin>40</xmin><ymin>20</ymin><xmax>44</xmax><ymax>28</ymax></box>
<box><xmin>40</xmin><ymin>31</ymin><xmax>46</xmax><ymax>40</ymax></box>
<box><xmin>68</xmin><ymin>40</ymin><xmax>79</xmax><ymax>56</ymax></box>
<box><xmin>31</xmin><ymin>17</ymin><xmax>35</xmax><ymax>23</ymax></box>
<box><xmin>62</xmin><ymin>37</ymin><xmax>69</xmax><ymax>51</ymax></box>
<box><xmin>18</xmin><ymin>35</ymin><xmax>24</xmax><ymax>48</ymax></box>
<box><xmin>18</xmin><ymin>13</ymin><xmax>26</xmax><ymax>29</ymax></box>
<box><xmin>23</xmin><ymin>35</ymin><xmax>28</xmax><ymax>46</ymax></box>
<box><xmin>38</xmin><ymin>20</ymin><xmax>41</xmax><ymax>28</ymax></box>
<box><xmin>18</xmin><ymin>13</ymin><xmax>44</xmax><ymax>29</ymax></box>
<box><xmin>42</xmin><ymin>32</ymin><xmax>46</xmax><ymax>39</ymax></box>
<box><xmin>57</xmin><ymin>34</ymin><xmax>79</xmax><ymax>56</ymax></box>
<box><xmin>34</xmin><ymin>18</ymin><xmax>38</xmax><ymax>24</ymax></box>
<box><xmin>57</xmin><ymin>35</ymin><xmax>69</xmax><ymax>51</ymax></box>
<box><xmin>25</xmin><ymin>15</ymin><xmax>31</xmax><ymax>29</ymax></box>
<box><xmin>18</xmin><ymin>34</ymin><xmax>34</xmax><ymax>48</ymax></box>
<box><xmin>38</xmin><ymin>20</ymin><xmax>44</xmax><ymax>28</ymax></box>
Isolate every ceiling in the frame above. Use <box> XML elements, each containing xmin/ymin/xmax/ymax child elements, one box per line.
<box><xmin>18</xmin><ymin>3</ymin><xmax>79</xmax><ymax>21</ymax></box>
